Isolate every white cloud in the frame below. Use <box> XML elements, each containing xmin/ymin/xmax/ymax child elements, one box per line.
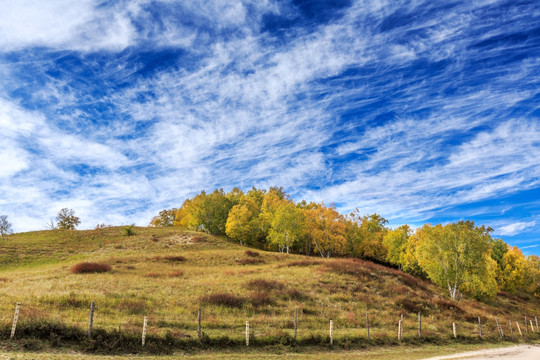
<box><xmin>0</xmin><ymin>0</ymin><xmax>136</xmax><ymax>52</ymax></box>
<box><xmin>0</xmin><ymin>0</ymin><xmax>539</xmax><ymax>242</ymax></box>
<box><xmin>496</xmin><ymin>221</ymin><xmax>536</xmax><ymax>236</ymax></box>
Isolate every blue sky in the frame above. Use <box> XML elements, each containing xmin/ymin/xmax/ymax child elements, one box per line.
<box><xmin>0</xmin><ymin>0</ymin><xmax>538</xmax><ymax>255</ymax></box>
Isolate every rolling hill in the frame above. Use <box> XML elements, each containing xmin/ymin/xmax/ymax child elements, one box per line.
<box><xmin>0</xmin><ymin>227</ymin><xmax>538</xmax><ymax>355</ymax></box>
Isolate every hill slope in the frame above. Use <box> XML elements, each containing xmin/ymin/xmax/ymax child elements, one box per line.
<box><xmin>0</xmin><ymin>227</ymin><xmax>538</xmax><ymax>349</ymax></box>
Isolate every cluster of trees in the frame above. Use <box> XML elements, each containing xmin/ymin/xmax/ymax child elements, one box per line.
<box><xmin>151</xmin><ymin>187</ymin><xmax>540</xmax><ymax>300</ymax></box>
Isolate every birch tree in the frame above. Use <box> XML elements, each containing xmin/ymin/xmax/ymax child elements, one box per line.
<box><xmin>415</xmin><ymin>221</ymin><xmax>497</xmax><ymax>300</ymax></box>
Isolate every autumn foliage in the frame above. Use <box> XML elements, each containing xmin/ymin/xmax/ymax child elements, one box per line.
<box><xmin>151</xmin><ymin>186</ymin><xmax>540</xmax><ymax>299</ymax></box>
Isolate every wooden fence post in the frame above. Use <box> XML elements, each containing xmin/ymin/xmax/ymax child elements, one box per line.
<box><xmin>142</xmin><ymin>316</ymin><xmax>147</xmax><ymax>346</ymax></box>
<box><xmin>516</xmin><ymin>322</ymin><xmax>523</xmax><ymax>336</ymax></box>
<box><xmin>366</xmin><ymin>312</ymin><xmax>370</xmax><ymax>341</ymax></box>
<box><xmin>530</xmin><ymin>320</ymin><xmax>535</xmax><ymax>332</ymax></box>
<box><xmin>509</xmin><ymin>319</ymin><xmax>513</xmax><ymax>339</ymax></box>
<box><xmin>10</xmin><ymin>302</ymin><xmax>20</xmax><ymax>340</ymax></box>
<box><xmin>245</xmin><ymin>321</ymin><xmax>249</xmax><ymax>347</ymax></box>
<box><xmin>294</xmin><ymin>308</ymin><xmax>298</xmax><ymax>342</ymax></box>
<box><xmin>197</xmin><ymin>306</ymin><xmax>202</xmax><ymax>342</ymax></box>
<box><xmin>478</xmin><ymin>316</ymin><xmax>482</xmax><ymax>338</ymax></box>
<box><xmin>88</xmin><ymin>301</ymin><xmax>95</xmax><ymax>340</ymax></box>
<box><xmin>452</xmin><ymin>322</ymin><xmax>457</xmax><ymax>338</ymax></box>
<box><xmin>536</xmin><ymin>316</ymin><xmax>539</xmax><ymax>332</ymax></box>
<box><xmin>495</xmin><ymin>318</ymin><xmax>503</xmax><ymax>340</ymax></box>
<box><xmin>418</xmin><ymin>312</ymin><xmax>422</xmax><ymax>338</ymax></box>
<box><xmin>524</xmin><ymin>316</ymin><xmax>528</xmax><ymax>333</ymax></box>
<box><xmin>398</xmin><ymin>319</ymin><xmax>403</xmax><ymax>341</ymax></box>
<box><xmin>329</xmin><ymin>320</ymin><xmax>334</xmax><ymax>345</ymax></box>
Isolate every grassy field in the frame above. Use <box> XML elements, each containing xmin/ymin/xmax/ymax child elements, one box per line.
<box><xmin>0</xmin><ymin>227</ymin><xmax>538</xmax><ymax>356</ymax></box>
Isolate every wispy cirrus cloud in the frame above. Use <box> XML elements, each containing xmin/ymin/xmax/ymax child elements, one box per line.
<box><xmin>495</xmin><ymin>221</ymin><xmax>536</xmax><ymax>237</ymax></box>
<box><xmin>0</xmin><ymin>0</ymin><xmax>539</xmax><ymax>253</ymax></box>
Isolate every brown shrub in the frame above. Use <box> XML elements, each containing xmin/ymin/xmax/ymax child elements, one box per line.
<box><xmin>201</xmin><ymin>293</ymin><xmax>246</xmax><ymax>308</ymax></box>
<box><xmin>395</xmin><ymin>295</ymin><xmax>424</xmax><ymax>313</ymax></box>
<box><xmin>236</xmin><ymin>258</ymin><xmax>265</xmax><ymax>265</ymax></box>
<box><xmin>398</xmin><ymin>273</ymin><xmax>429</xmax><ymax>291</ymax></box>
<box><xmin>325</xmin><ymin>259</ymin><xmax>372</xmax><ymax>278</ymax></box>
<box><xmin>381</xmin><ymin>282</ymin><xmax>410</xmax><ymax>296</ymax></box>
<box><xmin>246</xmin><ymin>279</ymin><xmax>284</xmax><ymax>291</ymax></box>
<box><xmin>433</xmin><ymin>297</ymin><xmax>464</xmax><ymax>313</ymax></box>
<box><xmin>249</xmin><ymin>291</ymin><xmax>273</xmax><ymax>307</ymax></box>
<box><xmin>153</xmin><ymin>255</ymin><xmax>186</xmax><ymax>262</ymax></box>
<box><xmin>279</xmin><ymin>288</ymin><xmax>305</xmax><ymax>300</ymax></box>
<box><xmin>244</xmin><ymin>250</ymin><xmax>260</xmax><ymax>257</ymax></box>
<box><xmin>70</xmin><ymin>262</ymin><xmax>111</xmax><ymax>274</ymax></box>
<box><xmin>168</xmin><ymin>270</ymin><xmax>184</xmax><ymax>277</ymax></box>
<box><xmin>285</xmin><ymin>260</ymin><xmax>322</xmax><ymax>267</ymax></box>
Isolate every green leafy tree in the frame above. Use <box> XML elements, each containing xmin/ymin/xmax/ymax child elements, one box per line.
<box><xmin>225</xmin><ymin>198</ymin><xmax>262</xmax><ymax>246</ymax></box>
<box><xmin>149</xmin><ymin>208</ymin><xmax>178</xmax><ymax>227</ymax></box>
<box><xmin>345</xmin><ymin>212</ymin><xmax>388</xmax><ymax>262</ymax></box>
<box><xmin>174</xmin><ymin>190</ymin><xmax>233</xmax><ymax>235</ymax></box>
<box><xmin>56</xmin><ymin>208</ymin><xmax>81</xmax><ymax>230</ymax></box>
<box><xmin>305</xmin><ymin>204</ymin><xmax>347</xmax><ymax>257</ymax></box>
<box><xmin>415</xmin><ymin>221</ymin><xmax>497</xmax><ymax>300</ymax></box>
<box><xmin>524</xmin><ymin>255</ymin><xmax>540</xmax><ymax>297</ymax></box>
<box><xmin>498</xmin><ymin>246</ymin><xmax>528</xmax><ymax>293</ymax></box>
<box><xmin>382</xmin><ymin>225</ymin><xmax>411</xmax><ymax>268</ymax></box>
<box><xmin>0</xmin><ymin>215</ymin><xmax>13</xmax><ymax>240</ymax></box>
<box><xmin>267</xmin><ymin>200</ymin><xmax>304</xmax><ymax>253</ymax></box>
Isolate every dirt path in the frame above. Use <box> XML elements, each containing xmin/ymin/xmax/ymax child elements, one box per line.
<box><xmin>423</xmin><ymin>345</ymin><xmax>540</xmax><ymax>360</ymax></box>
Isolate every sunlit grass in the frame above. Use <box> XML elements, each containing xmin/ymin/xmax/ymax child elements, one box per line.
<box><xmin>0</xmin><ymin>227</ymin><xmax>538</xmax><ymax>349</ymax></box>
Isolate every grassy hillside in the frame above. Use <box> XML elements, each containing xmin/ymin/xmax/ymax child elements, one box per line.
<box><xmin>0</xmin><ymin>227</ymin><xmax>538</xmax><ymax>354</ymax></box>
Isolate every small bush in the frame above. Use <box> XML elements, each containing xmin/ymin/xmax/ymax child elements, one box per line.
<box><xmin>286</xmin><ymin>260</ymin><xmax>322</xmax><ymax>267</ymax></box>
<box><xmin>249</xmin><ymin>291</ymin><xmax>273</xmax><ymax>307</ymax></box>
<box><xmin>246</xmin><ymin>279</ymin><xmax>283</xmax><ymax>291</ymax></box>
<box><xmin>325</xmin><ymin>260</ymin><xmax>372</xmax><ymax>278</ymax></box>
<box><xmin>398</xmin><ymin>273</ymin><xmax>429</xmax><ymax>291</ymax></box>
<box><xmin>236</xmin><ymin>258</ymin><xmax>265</xmax><ymax>265</ymax></box>
<box><xmin>395</xmin><ymin>295</ymin><xmax>424</xmax><ymax>313</ymax></box>
<box><xmin>123</xmin><ymin>225</ymin><xmax>135</xmax><ymax>237</ymax></box>
<box><xmin>168</xmin><ymin>270</ymin><xmax>184</xmax><ymax>277</ymax></box>
<box><xmin>162</xmin><ymin>255</ymin><xmax>186</xmax><ymax>262</ymax></box>
<box><xmin>244</xmin><ymin>250</ymin><xmax>260</xmax><ymax>257</ymax></box>
<box><xmin>279</xmin><ymin>288</ymin><xmax>305</xmax><ymax>300</ymax></box>
<box><xmin>153</xmin><ymin>255</ymin><xmax>186</xmax><ymax>262</ymax></box>
<box><xmin>70</xmin><ymin>262</ymin><xmax>111</xmax><ymax>274</ymax></box>
<box><xmin>433</xmin><ymin>297</ymin><xmax>463</xmax><ymax>313</ymax></box>
<box><xmin>201</xmin><ymin>293</ymin><xmax>246</xmax><ymax>308</ymax></box>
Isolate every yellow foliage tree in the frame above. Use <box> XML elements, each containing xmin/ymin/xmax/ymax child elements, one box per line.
<box><xmin>305</xmin><ymin>204</ymin><xmax>346</xmax><ymax>257</ymax></box>
<box><xmin>497</xmin><ymin>246</ymin><xmax>528</xmax><ymax>293</ymax></box>
<box><xmin>225</xmin><ymin>198</ymin><xmax>261</xmax><ymax>246</ymax></box>
<box><xmin>267</xmin><ymin>200</ymin><xmax>304</xmax><ymax>253</ymax></box>
<box><xmin>415</xmin><ymin>221</ymin><xmax>497</xmax><ymax>300</ymax></box>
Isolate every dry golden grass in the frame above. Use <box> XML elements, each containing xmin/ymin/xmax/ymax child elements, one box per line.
<box><xmin>0</xmin><ymin>226</ymin><xmax>538</xmax><ymax>346</ymax></box>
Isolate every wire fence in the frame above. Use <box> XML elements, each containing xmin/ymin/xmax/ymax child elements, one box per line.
<box><xmin>2</xmin><ymin>301</ymin><xmax>539</xmax><ymax>347</ymax></box>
